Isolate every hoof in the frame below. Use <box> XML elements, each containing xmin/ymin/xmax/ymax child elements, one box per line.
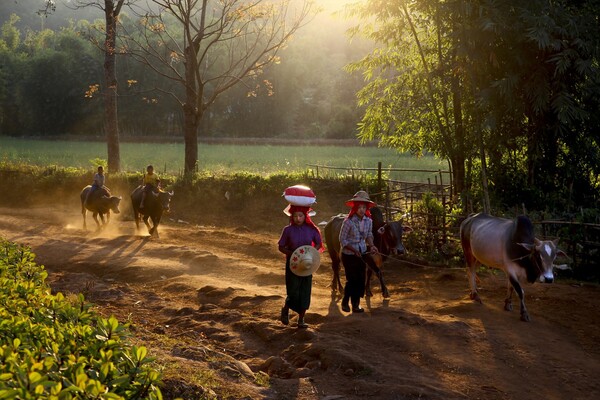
<box><xmin>470</xmin><ymin>292</ymin><xmax>482</xmax><ymax>304</ymax></box>
<box><xmin>382</xmin><ymin>289</ymin><xmax>390</xmax><ymax>299</ymax></box>
<box><xmin>520</xmin><ymin>313</ymin><xmax>531</xmax><ymax>322</ymax></box>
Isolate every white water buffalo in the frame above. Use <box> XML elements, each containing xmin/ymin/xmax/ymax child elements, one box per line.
<box><xmin>80</xmin><ymin>186</ymin><xmax>122</xmax><ymax>230</ymax></box>
<box><xmin>460</xmin><ymin>213</ymin><xmax>566</xmax><ymax>321</ymax></box>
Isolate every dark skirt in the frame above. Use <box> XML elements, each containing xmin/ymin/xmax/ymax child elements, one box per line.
<box><xmin>285</xmin><ymin>258</ymin><xmax>312</xmax><ymax>313</ymax></box>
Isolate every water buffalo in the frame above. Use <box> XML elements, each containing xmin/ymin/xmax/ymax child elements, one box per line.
<box><xmin>131</xmin><ymin>185</ymin><xmax>173</xmax><ymax>237</ymax></box>
<box><xmin>324</xmin><ymin>207</ymin><xmax>411</xmax><ymax>298</ymax></box>
<box><xmin>460</xmin><ymin>213</ymin><xmax>566</xmax><ymax>321</ymax></box>
<box><xmin>80</xmin><ymin>186</ymin><xmax>122</xmax><ymax>230</ymax></box>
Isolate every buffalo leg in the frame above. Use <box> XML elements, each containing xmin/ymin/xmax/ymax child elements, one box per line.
<box><xmin>143</xmin><ymin>215</ymin><xmax>152</xmax><ymax>234</ymax></box>
<box><xmin>149</xmin><ymin>216</ymin><xmax>157</xmax><ymax>237</ymax></box>
<box><xmin>151</xmin><ymin>215</ymin><xmax>162</xmax><ymax>237</ymax></box>
<box><xmin>464</xmin><ymin>247</ymin><xmax>482</xmax><ymax>303</ymax></box>
<box><xmin>329</xmin><ymin>252</ymin><xmax>344</xmax><ymax>293</ymax></box>
<box><xmin>92</xmin><ymin>212</ymin><xmax>101</xmax><ymax>229</ymax></box>
<box><xmin>508</xmin><ymin>276</ymin><xmax>530</xmax><ymax>322</ymax></box>
<box><xmin>99</xmin><ymin>213</ymin><xmax>106</xmax><ymax>228</ymax></box>
<box><xmin>378</xmin><ymin>270</ymin><xmax>389</xmax><ymax>298</ymax></box>
<box><xmin>366</xmin><ymin>268</ymin><xmax>373</xmax><ymax>297</ymax></box>
<box><xmin>332</xmin><ymin>261</ymin><xmax>343</xmax><ymax>293</ymax></box>
<box><xmin>82</xmin><ymin>206</ymin><xmax>87</xmax><ymax>230</ymax></box>
<box><xmin>504</xmin><ymin>283</ymin><xmax>514</xmax><ymax>311</ymax></box>
<box><xmin>133</xmin><ymin>211</ymin><xmax>140</xmax><ymax>231</ymax></box>
<box><xmin>364</xmin><ymin>255</ymin><xmax>389</xmax><ymax>298</ymax></box>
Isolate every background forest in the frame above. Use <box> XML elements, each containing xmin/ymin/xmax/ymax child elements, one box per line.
<box><xmin>0</xmin><ymin>0</ymin><xmax>366</xmax><ymax>140</ymax></box>
<box><xmin>1</xmin><ymin>0</ymin><xmax>600</xmax><ymax>214</ymax></box>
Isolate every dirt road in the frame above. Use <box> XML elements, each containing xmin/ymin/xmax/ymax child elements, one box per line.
<box><xmin>1</xmin><ymin>205</ymin><xmax>599</xmax><ymax>399</ymax></box>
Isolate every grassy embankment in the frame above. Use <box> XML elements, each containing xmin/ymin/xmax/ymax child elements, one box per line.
<box><xmin>0</xmin><ymin>138</ymin><xmax>456</xmax><ymax>260</ymax></box>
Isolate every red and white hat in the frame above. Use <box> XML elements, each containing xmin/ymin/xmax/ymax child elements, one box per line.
<box><xmin>283</xmin><ymin>185</ymin><xmax>316</xmax><ymax>207</ymax></box>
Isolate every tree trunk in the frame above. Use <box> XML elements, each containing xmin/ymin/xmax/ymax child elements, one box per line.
<box><xmin>479</xmin><ymin>131</ymin><xmax>490</xmax><ymax>213</ymax></box>
<box><xmin>183</xmin><ymin>44</ymin><xmax>200</xmax><ymax>174</ymax></box>
<box><xmin>104</xmin><ymin>4</ymin><xmax>120</xmax><ymax>173</ymax></box>
<box><xmin>451</xmin><ymin>155</ymin><xmax>465</xmax><ymax>197</ymax></box>
<box><xmin>183</xmin><ymin>103</ymin><xmax>199</xmax><ymax>174</ymax></box>
<box><xmin>450</xmin><ymin>75</ymin><xmax>465</xmax><ymax>196</ymax></box>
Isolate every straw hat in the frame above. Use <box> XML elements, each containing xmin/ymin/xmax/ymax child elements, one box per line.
<box><xmin>345</xmin><ymin>190</ymin><xmax>376</xmax><ymax>207</ymax></box>
<box><xmin>289</xmin><ymin>245</ymin><xmax>321</xmax><ymax>277</ymax></box>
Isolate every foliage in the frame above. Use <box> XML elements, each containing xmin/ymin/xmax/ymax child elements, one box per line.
<box><xmin>120</xmin><ymin>0</ymin><xmax>318</xmax><ymax>173</ymax></box>
<box><xmin>405</xmin><ymin>192</ymin><xmax>459</xmax><ymax>263</ymax></box>
<box><xmin>90</xmin><ymin>157</ymin><xmax>107</xmax><ymax>169</ymax></box>
<box><xmin>345</xmin><ymin>0</ymin><xmax>600</xmax><ymax>212</ymax></box>
<box><xmin>0</xmin><ymin>3</ymin><xmax>366</xmax><ymax>142</ymax></box>
<box><xmin>0</xmin><ymin>18</ymin><xmax>102</xmax><ymax>136</ymax></box>
<box><xmin>0</xmin><ymin>239</ymin><xmax>163</xmax><ymax>399</ymax></box>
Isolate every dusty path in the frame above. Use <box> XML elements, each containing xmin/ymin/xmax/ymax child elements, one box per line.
<box><xmin>1</xmin><ymin>205</ymin><xmax>599</xmax><ymax>399</ymax></box>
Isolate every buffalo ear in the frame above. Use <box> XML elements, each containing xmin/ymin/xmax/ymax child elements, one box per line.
<box><xmin>403</xmin><ymin>226</ymin><xmax>413</xmax><ymax>233</ymax></box>
<box><xmin>556</xmin><ymin>249</ymin><xmax>568</xmax><ymax>258</ymax></box>
<box><xmin>518</xmin><ymin>242</ymin><xmax>535</xmax><ymax>252</ymax></box>
<box><xmin>377</xmin><ymin>226</ymin><xmax>385</xmax><ymax>235</ymax></box>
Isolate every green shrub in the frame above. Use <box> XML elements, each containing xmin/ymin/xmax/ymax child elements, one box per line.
<box><xmin>0</xmin><ymin>240</ymin><xmax>163</xmax><ymax>399</ymax></box>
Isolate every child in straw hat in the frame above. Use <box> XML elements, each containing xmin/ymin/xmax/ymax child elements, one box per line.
<box><xmin>278</xmin><ymin>204</ymin><xmax>322</xmax><ymax>328</ymax></box>
<box><xmin>339</xmin><ymin>190</ymin><xmax>379</xmax><ymax>313</ymax></box>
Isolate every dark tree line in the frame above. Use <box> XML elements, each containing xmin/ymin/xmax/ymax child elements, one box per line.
<box><xmin>0</xmin><ymin>3</ymin><xmax>365</xmax><ymax>146</ymax></box>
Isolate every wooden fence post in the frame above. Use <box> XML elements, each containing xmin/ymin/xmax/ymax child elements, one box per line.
<box><xmin>377</xmin><ymin>162</ymin><xmax>382</xmax><ymax>202</ymax></box>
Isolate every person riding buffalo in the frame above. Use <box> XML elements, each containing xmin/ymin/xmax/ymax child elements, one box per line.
<box><xmin>140</xmin><ymin>165</ymin><xmax>160</xmax><ymax>210</ymax></box>
<box><xmin>339</xmin><ymin>190</ymin><xmax>378</xmax><ymax>314</ymax></box>
<box><xmin>84</xmin><ymin>165</ymin><xmax>106</xmax><ymax>207</ymax></box>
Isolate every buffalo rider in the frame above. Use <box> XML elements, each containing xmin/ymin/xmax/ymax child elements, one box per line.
<box><xmin>140</xmin><ymin>165</ymin><xmax>160</xmax><ymax>209</ymax></box>
<box><xmin>84</xmin><ymin>166</ymin><xmax>105</xmax><ymax>206</ymax></box>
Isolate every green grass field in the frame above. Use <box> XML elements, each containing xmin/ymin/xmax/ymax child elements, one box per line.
<box><xmin>0</xmin><ymin>137</ymin><xmax>448</xmax><ymax>181</ymax></box>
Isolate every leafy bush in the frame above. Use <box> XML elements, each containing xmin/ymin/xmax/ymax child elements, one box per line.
<box><xmin>0</xmin><ymin>240</ymin><xmax>163</xmax><ymax>399</ymax></box>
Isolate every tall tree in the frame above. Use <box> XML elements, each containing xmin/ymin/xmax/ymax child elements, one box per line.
<box><xmin>75</xmin><ymin>0</ymin><xmax>133</xmax><ymax>173</ymax></box>
<box><xmin>0</xmin><ymin>15</ymin><xmax>24</xmax><ymax>136</ymax></box>
<box><xmin>346</xmin><ymin>0</ymin><xmax>600</xmax><ymax>210</ymax></box>
<box><xmin>123</xmin><ymin>0</ymin><xmax>314</xmax><ymax>174</ymax></box>
<box><xmin>345</xmin><ymin>0</ymin><xmax>474</xmax><ymax>197</ymax></box>
<box><xmin>467</xmin><ymin>0</ymin><xmax>600</xmax><ymax>209</ymax></box>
